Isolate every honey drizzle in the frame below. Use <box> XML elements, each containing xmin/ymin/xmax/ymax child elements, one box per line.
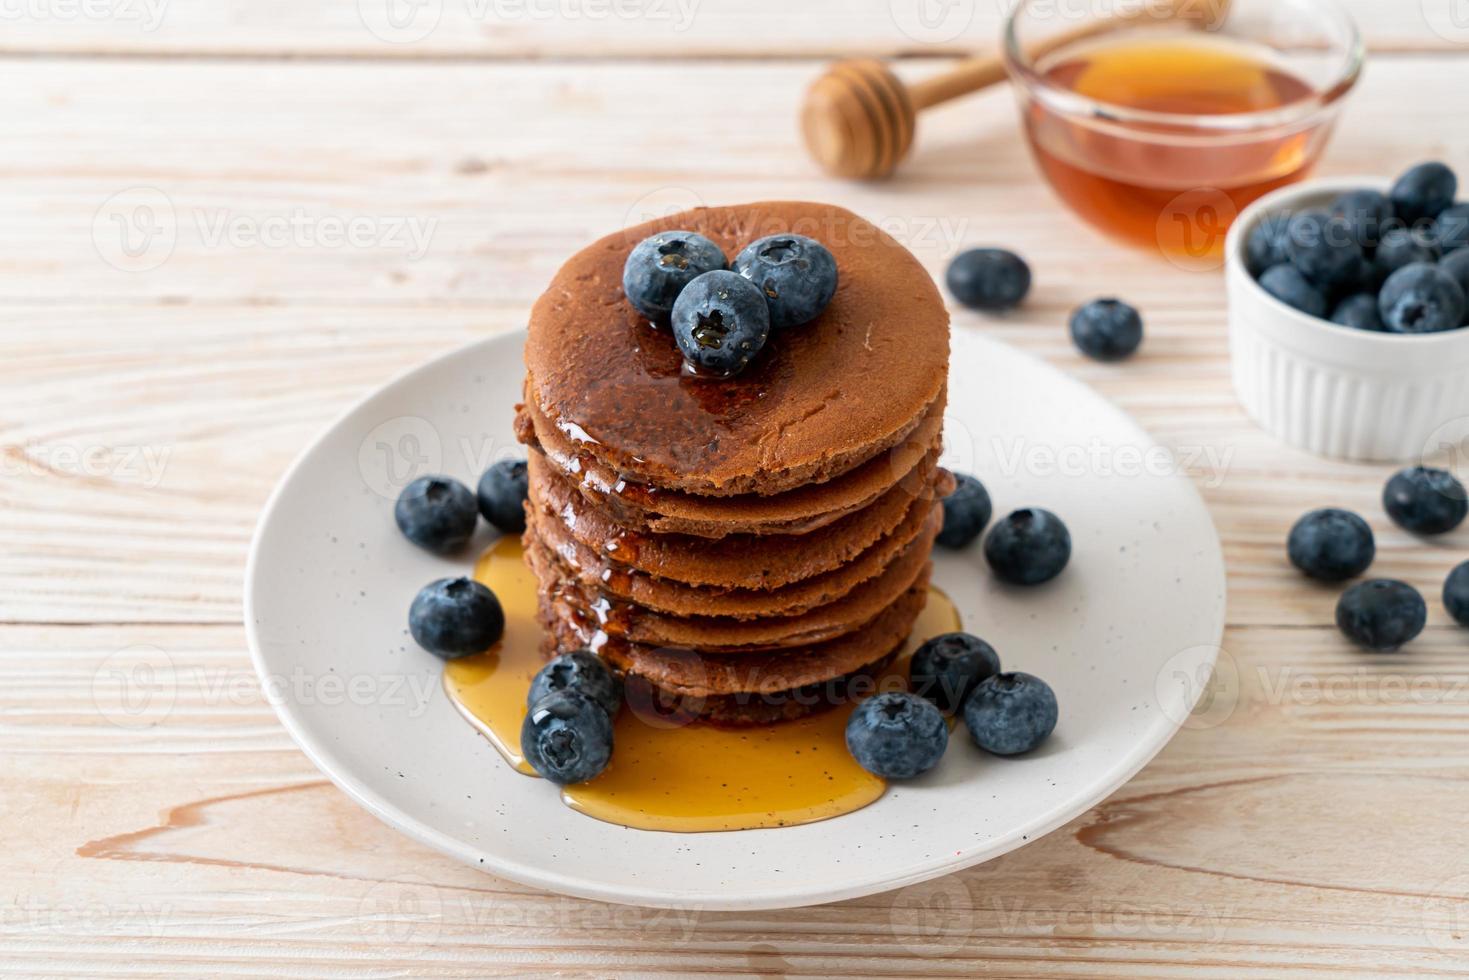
<box><xmin>443</xmin><ymin>537</ymin><xmax>962</xmax><ymax>832</ymax></box>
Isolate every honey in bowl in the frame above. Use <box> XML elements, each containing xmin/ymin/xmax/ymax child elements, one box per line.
<box><xmin>444</xmin><ymin>536</ymin><xmax>962</xmax><ymax>832</ymax></box>
<box><xmin>1021</xmin><ymin>33</ymin><xmax>1327</xmax><ymax>261</ymax></box>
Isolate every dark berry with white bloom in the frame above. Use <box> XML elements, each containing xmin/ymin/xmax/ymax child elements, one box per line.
<box><xmin>477</xmin><ymin>459</ymin><xmax>528</xmax><ymax>533</ymax></box>
<box><xmin>1287</xmin><ymin>508</ymin><xmax>1375</xmax><ymax>581</ymax></box>
<box><xmin>1440</xmin><ymin>247</ymin><xmax>1469</xmax><ymax>300</ymax></box>
<box><xmin>1378</xmin><ymin>262</ymin><xmax>1467</xmax><ymax>333</ymax></box>
<box><xmin>845</xmin><ymin>691</ymin><xmax>948</xmax><ymax>779</ymax></box>
<box><xmin>520</xmin><ymin>690</ymin><xmax>614</xmax><ymax>784</ymax></box>
<box><xmin>1443</xmin><ymin>561</ymin><xmax>1469</xmax><ymax>626</ymax></box>
<box><xmin>670</xmin><ymin>270</ymin><xmax>771</xmax><ymax>377</ymax></box>
<box><xmin>1259</xmin><ymin>264</ymin><xmax>1327</xmax><ymax>318</ymax></box>
<box><xmin>1382</xmin><ymin>466</ymin><xmax>1468</xmax><ymax>535</ymax></box>
<box><xmin>945</xmin><ymin>248</ymin><xmax>1031</xmax><ymax>311</ymax></box>
<box><xmin>731</xmin><ymin>234</ymin><xmax>838</xmax><ymax>328</ymax></box>
<box><xmin>395</xmin><ymin>475</ymin><xmax>478</xmax><ymax>554</ymax></box>
<box><xmin>1330</xmin><ymin>188</ymin><xmax>1394</xmax><ymax>248</ymax></box>
<box><xmin>527</xmin><ymin>649</ymin><xmax>622</xmax><ymax>718</ymax></box>
<box><xmin>1245</xmin><ymin>211</ymin><xmax>1292</xmax><ymax>275</ymax></box>
<box><xmin>937</xmin><ymin>472</ymin><xmax>992</xmax><ymax>549</ymax></box>
<box><xmin>1435</xmin><ymin>203</ymin><xmax>1469</xmax><ymax>254</ymax></box>
<box><xmin>1285</xmin><ymin>211</ymin><xmax>1363</xmax><ymax>292</ymax></box>
<box><xmin>621</xmin><ymin>230</ymin><xmax>726</xmax><ymax>321</ymax></box>
<box><xmin>1069</xmin><ymin>298</ymin><xmax>1143</xmax><ymax>361</ymax></box>
<box><xmin>1374</xmin><ymin>225</ymin><xmax>1439</xmax><ymax>277</ymax></box>
<box><xmin>1390</xmin><ymin>161</ymin><xmax>1458</xmax><ymax>225</ymax></box>
<box><xmin>1335</xmin><ymin>579</ymin><xmax>1427</xmax><ymax>652</ymax></box>
<box><xmin>964</xmin><ymin>672</ymin><xmax>1058</xmax><ymax>755</ymax></box>
<box><xmin>910</xmin><ymin>632</ymin><xmax>1001</xmax><ymax>712</ymax></box>
<box><xmin>409</xmin><ymin>577</ymin><xmax>505</xmax><ymax>659</ymax></box>
<box><xmin>1330</xmin><ymin>293</ymin><xmax>1385</xmax><ymax>331</ymax></box>
<box><xmin>984</xmin><ymin>508</ymin><xmax>1071</xmax><ymax>585</ymax></box>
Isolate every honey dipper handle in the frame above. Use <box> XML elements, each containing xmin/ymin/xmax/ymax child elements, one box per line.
<box><xmin>906</xmin><ymin>54</ymin><xmax>1010</xmax><ymax>111</ymax></box>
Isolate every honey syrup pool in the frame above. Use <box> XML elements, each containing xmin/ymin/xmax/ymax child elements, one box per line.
<box><xmin>443</xmin><ymin>536</ymin><xmax>961</xmax><ymax>833</ymax></box>
<box><xmin>1022</xmin><ymin>32</ymin><xmax>1324</xmax><ymax>259</ymax></box>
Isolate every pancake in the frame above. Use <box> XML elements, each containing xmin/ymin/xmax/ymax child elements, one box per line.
<box><xmin>530</xmin><ymin>450</ymin><xmax>953</xmax><ymax>590</ymax></box>
<box><xmin>527</xmin><ymin>507</ymin><xmax>939</xmax><ymax>651</ymax></box>
<box><xmin>527</xmin><ymin>495</ymin><xmax>942</xmax><ymax>619</ymax></box>
<box><xmin>518</xmin><ymin>390</ymin><xmax>945</xmax><ymax>538</ymax></box>
<box><xmin>523</xmin><ymin>201</ymin><xmax>950</xmax><ymax>496</ymax></box>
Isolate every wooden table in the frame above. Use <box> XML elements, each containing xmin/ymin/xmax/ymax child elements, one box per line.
<box><xmin>6</xmin><ymin>3</ymin><xmax>1469</xmax><ymax>975</ymax></box>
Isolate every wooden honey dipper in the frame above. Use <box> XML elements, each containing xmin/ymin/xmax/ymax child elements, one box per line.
<box><xmin>800</xmin><ymin>0</ymin><xmax>1230</xmax><ymax>179</ymax></box>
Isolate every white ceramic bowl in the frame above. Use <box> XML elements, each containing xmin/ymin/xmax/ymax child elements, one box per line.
<box><xmin>1226</xmin><ymin>177</ymin><xmax>1469</xmax><ymax>462</ymax></box>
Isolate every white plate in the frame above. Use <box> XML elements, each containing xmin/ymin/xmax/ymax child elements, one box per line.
<box><xmin>245</xmin><ymin>328</ymin><xmax>1226</xmax><ymax>911</ymax></box>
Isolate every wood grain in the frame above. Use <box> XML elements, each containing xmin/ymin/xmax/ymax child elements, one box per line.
<box><xmin>4</xmin><ymin>26</ymin><xmax>1469</xmax><ymax>980</ymax></box>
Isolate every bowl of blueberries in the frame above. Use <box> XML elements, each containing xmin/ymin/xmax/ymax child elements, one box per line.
<box><xmin>1226</xmin><ymin>161</ymin><xmax>1469</xmax><ymax>462</ymax></box>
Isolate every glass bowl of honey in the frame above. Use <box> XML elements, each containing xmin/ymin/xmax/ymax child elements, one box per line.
<box><xmin>1003</xmin><ymin>0</ymin><xmax>1363</xmax><ymax>265</ymax></box>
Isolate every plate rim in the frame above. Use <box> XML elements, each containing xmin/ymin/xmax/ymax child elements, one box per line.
<box><xmin>244</xmin><ymin>328</ymin><xmax>1226</xmax><ymax>911</ymax></box>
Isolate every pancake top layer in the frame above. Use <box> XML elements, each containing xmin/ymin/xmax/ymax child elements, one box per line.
<box><xmin>525</xmin><ymin>201</ymin><xmax>950</xmax><ymax>495</ymax></box>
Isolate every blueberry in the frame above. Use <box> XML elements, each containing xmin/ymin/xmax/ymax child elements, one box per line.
<box><xmin>730</xmin><ymin>234</ymin><xmax>838</xmax><ymax>328</ymax></box>
<box><xmin>909</xmin><ymin>632</ymin><xmax>1001</xmax><ymax>712</ymax></box>
<box><xmin>1378</xmin><ymin>262</ymin><xmax>1467</xmax><ymax>333</ymax></box>
<box><xmin>984</xmin><ymin>508</ymin><xmax>1071</xmax><ymax>585</ymax></box>
<box><xmin>1245</xmin><ymin>211</ymin><xmax>1292</xmax><ymax>275</ymax></box>
<box><xmin>394</xmin><ymin>476</ymin><xmax>478</xmax><ymax>554</ymax></box>
<box><xmin>946</xmin><ymin>248</ymin><xmax>1031</xmax><ymax>311</ymax></box>
<box><xmin>1440</xmin><ymin>247</ymin><xmax>1469</xmax><ymax>301</ymax></box>
<box><xmin>937</xmin><ymin>472</ymin><xmax>992</xmax><ymax>549</ymax></box>
<box><xmin>1286</xmin><ymin>508</ymin><xmax>1374</xmax><ymax>581</ymax></box>
<box><xmin>527</xmin><ymin>650</ymin><xmax>622</xmax><ymax>718</ymax></box>
<box><xmin>964</xmin><ymin>672</ymin><xmax>1058</xmax><ymax>756</ymax></box>
<box><xmin>1374</xmin><ymin>225</ymin><xmax>1439</xmax><ymax>277</ymax></box>
<box><xmin>1444</xmin><ymin>561</ymin><xmax>1469</xmax><ymax>626</ymax></box>
<box><xmin>1335</xmin><ymin>579</ymin><xmax>1427</xmax><ymax>652</ymax></box>
<box><xmin>1284</xmin><ymin>211</ymin><xmax>1363</xmax><ymax>292</ymax></box>
<box><xmin>845</xmin><ymin>691</ymin><xmax>948</xmax><ymax>779</ymax></box>
<box><xmin>1435</xmin><ymin>203</ymin><xmax>1469</xmax><ymax>253</ymax></box>
<box><xmin>670</xmin><ymin>270</ymin><xmax>771</xmax><ymax>377</ymax></box>
<box><xmin>1382</xmin><ymin>466</ymin><xmax>1468</xmax><ymax>534</ymax></box>
<box><xmin>409</xmin><ymin>577</ymin><xmax>505</xmax><ymax>659</ymax></box>
<box><xmin>477</xmin><ymin>459</ymin><xmax>528</xmax><ymax>533</ymax></box>
<box><xmin>520</xmin><ymin>690</ymin><xmax>614</xmax><ymax>785</ymax></box>
<box><xmin>1069</xmin><ymin>298</ymin><xmax>1143</xmax><ymax>361</ymax></box>
<box><xmin>621</xmin><ymin>230</ymin><xmax>726</xmax><ymax>321</ymax></box>
<box><xmin>1258</xmin><ymin>264</ymin><xmax>1327</xmax><ymax>318</ymax></box>
<box><xmin>1330</xmin><ymin>189</ymin><xmax>1394</xmax><ymax>248</ymax></box>
<box><xmin>1330</xmin><ymin>293</ymin><xmax>1385</xmax><ymax>331</ymax></box>
<box><xmin>1390</xmin><ymin>161</ymin><xmax>1457</xmax><ymax>225</ymax></box>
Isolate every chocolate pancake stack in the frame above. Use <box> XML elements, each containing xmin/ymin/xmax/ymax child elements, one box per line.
<box><xmin>515</xmin><ymin>201</ymin><xmax>951</xmax><ymax>725</ymax></box>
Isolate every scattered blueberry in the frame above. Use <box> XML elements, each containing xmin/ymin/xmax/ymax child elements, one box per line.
<box><xmin>1439</xmin><ymin>247</ymin><xmax>1469</xmax><ymax>301</ymax></box>
<box><xmin>946</xmin><ymin>248</ymin><xmax>1031</xmax><ymax>311</ymax></box>
<box><xmin>477</xmin><ymin>459</ymin><xmax>528</xmax><ymax>534</ymax></box>
<box><xmin>527</xmin><ymin>650</ymin><xmax>623</xmax><ymax>718</ymax></box>
<box><xmin>1435</xmin><ymin>203</ymin><xmax>1469</xmax><ymax>253</ymax></box>
<box><xmin>1069</xmin><ymin>298</ymin><xmax>1144</xmax><ymax>361</ymax></box>
<box><xmin>909</xmin><ymin>632</ymin><xmax>1001</xmax><ymax>713</ymax></box>
<box><xmin>1259</xmin><ymin>264</ymin><xmax>1327</xmax><ymax>318</ymax></box>
<box><xmin>1390</xmin><ymin>161</ymin><xmax>1457</xmax><ymax>225</ymax></box>
<box><xmin>1287</xmin><ymin>508</ymin><xmax>1375</xmax><ymax>581</ymax></box>
<box><xmin>1330</xmin><ymin>293</ymin><xmax>1385</xmax><ymax>331</ymax></box>
<box><xmin>730</xmin><ymin>234</ymin><xmax>838</xmax><ymax>328</ymax></box>
<box><xmin>1374</xmin><ymin>225</ymin><xmax>1439</xmax><ymax>277</ymax></box>
<box><xmin>984</xmin><ymin>508</ymin><xmax>1071</xmax><ymax>585</ymax></box>
<box><xmin>409</xmin><ymin>577</ymin><xmax>505</xmax><ymax>659</ymax></box>
<box><xmin>937</xmin><ymin>472</ymin><xmax>992</xmax><ymax>549</ymax></box>
<box><xmin>1382</xmin><ymin>465</ymin><xmax>1468</xmax><ymax>534</ymax></box>
<box><xmin>964</xmin><ymin>672</ymin><xmax>1058</xmax><ymax>756</ymax></box>
<box><xmin>1285</xmin><ymin>211</ymin><xmax>1362</xmax><ymax>292</ymax></box>
<box><xmin>394</xmin><ymin>476</ymin><xmax>478</xmax><ymax>554</ymax></box>
<box><xmin>1245</xmin><ymin>211</ymin><xmax>1292</xmax><ymax>275</ymax></box>
<box><xmin>1335</xmin><ymin>579</ymin><xmax>1427</xmax><ymax>652</ymax></box>
<box><xmin>1330</xmin><ymin>188</ymin><xmax>1394</xmax><ymax>248</ymax></box>
<box><xmin>845</xmin><ymin>691</ymin><xmax>948</xmax><ymax>779</ymax></box>
<box><xmin>670</xmin><ymin>270</ymin><xmax>771</xmax><ymax>377</ymax></box>
<box><xmin>520</xmin><ymin>689</ymin><xmax>614</xmax><ymax>784</ymax></box>
<box><xmin>1378</xmin><ymin>262</ymin><xmax>1467</xmax><ymax>333</ymax></box>
<box><xmin>1443</xmin><ymin>561</ymin><xmax>1469</xmax><ymax>626</ymax></box>
<box><xmin>621</xmin><ymin>231</ymin><xmax>726</xmax><ymax>321</ymax></box>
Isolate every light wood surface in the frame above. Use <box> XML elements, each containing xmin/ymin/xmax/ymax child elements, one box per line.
<box><xmin>5</xmin><ymin>6</ymin><xmax>1469</xmax><ymax>976</ymax></box>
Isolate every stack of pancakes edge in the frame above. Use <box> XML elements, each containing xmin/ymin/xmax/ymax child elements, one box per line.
<box><xmin>515</xmin><ymin>201</ymin><xmax>952</xmax><ymax>726</ymax></box>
